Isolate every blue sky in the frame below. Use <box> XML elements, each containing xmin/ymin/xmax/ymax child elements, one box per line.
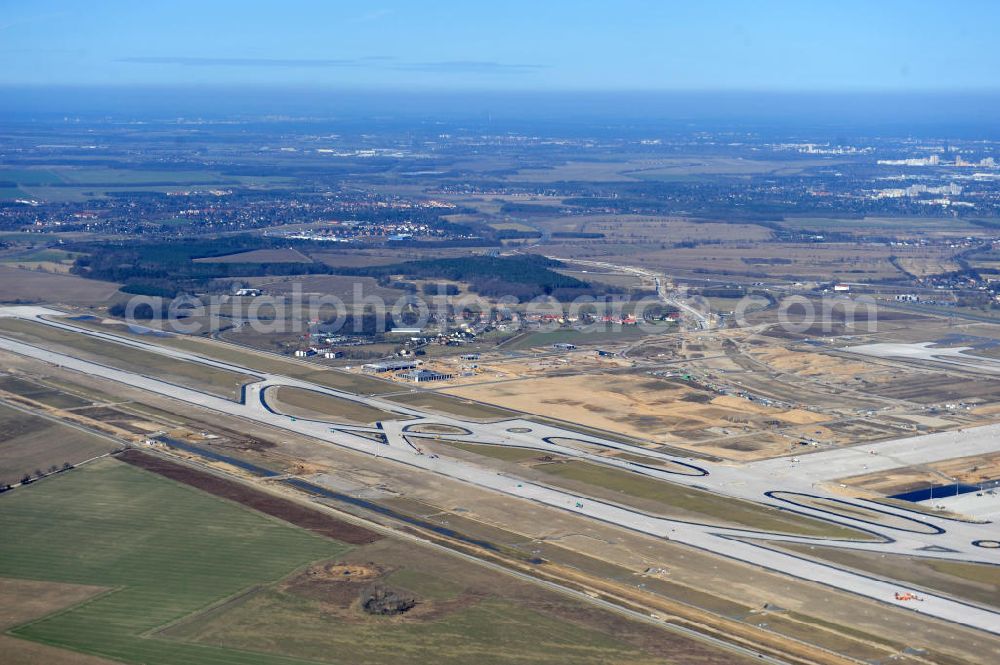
<box><xmin>2</xmin><ymin>0</ymin><xmax>998</xmax><ymax>91</ymax></box>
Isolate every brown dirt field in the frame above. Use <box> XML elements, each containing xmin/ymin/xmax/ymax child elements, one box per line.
<box><xmin>841</xmin><ymin>451</ymin><xmax>1000</xmax><ymax>496</ymax></box>
<box><xmin>0</xmin><ymin>577</ymin><xmax>118</xmax><ymax>665</ymax></box>
<box><xmin>749</xmin><ymin>346</ymin><xmax>889</xmax><ymax>381</ymax></box>
<box><xmin>931</xmin><ymin>451</ymin><xmax>1000</xmax><ymax>484</ymax></box>
<box><xmin>0</xmin><ymin>374</ymin><xmax>92</xmax><ymax>408</ymax></box>
<box><xmin>896</xmin><ymin>257</ymin><xmax>962</xmax><ymax>277</ymax></box>
<box><xmin>875</xmin><ymin>373</ymin><xmax>1000</xmax><ymax>403</ymax></box>
<box><xmin>0</xmin><ymin>401</ymin><xmax>119</xmax><ymax>485</ymax></box>
<box><xmin>0</xmin><ymin>265</ymin><xmax>122</xmax><ymax>305</ymax></box>
<box><xmin>250</xmin><ymin>274</ymin><xmax>404</xmax><ymax>301</ymax></box>
<box><xmin>0</xmin><ymin>635</ymin><xmax>122</xmax><ymax>665</ymax></box>
<box><xmin>445</xmin><ymin>372</ymin><xmax>825</xmax><ymax>447</ymax></box>
<box><xmin>118</xmin><ymin>449</ymin><xmax>381</xmax><ymax>545</ymax></box>
<box><xmin>0</xmin><ymin>577</ymin><xmax>108</xmax><ymax>630</ymax></box>
<box><xmin>66</xmin><ymin>406</ymin><xmax>160</xmax><ymax>435</ymax></box>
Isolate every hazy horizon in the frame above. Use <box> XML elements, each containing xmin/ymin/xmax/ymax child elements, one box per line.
<box><xmin>4</xmin><ymin>1</ymin><xmax>1000</xmax><ymax>92</ymax></box>
<box><xmin>3</xmin><ymin>87</ymin><xmax>999</xmax><ymax>140</ymax></box>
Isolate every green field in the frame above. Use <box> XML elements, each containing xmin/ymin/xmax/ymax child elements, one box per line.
<box><xmin>1</xmin><ymin>459</ymin><xmax>343</xmax><ymax>665</ymax></box>
<box><xmin>534</xmin><ymin>460</ymin><xmax>869</xmax><ymax>539</ymax></box>
<box><xmin>0</xmin><ymin>248</ymin><xmax>78</xmax><ymax>264</ymax></box>
<box><xmin>162</xmin><ymin>537</ymin><xmax>689</xmax><ymax>665</ymax></box>
<box><xmin>0</xmin><ymin>458</ymin><xmax>723</xmax><ymax>665</ymax></box>
<box><xmin>169</xmin><ymin>587</ymin><xmax>656</xmax><ymax>665</ymax></box>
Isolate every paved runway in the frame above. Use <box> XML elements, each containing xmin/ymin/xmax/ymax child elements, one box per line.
<box><xmin>2</xmin><ymin>305</ymin><xmax>999</xmax><ymax>634</ymax></box>
<box><xmin>746</xmin><ymin>421</ymin><xmax>1000</xmax><ymax>483</ymax></box>
<box><xmin>843</xmin><ymin>341</ymin><xmax>1000</xmax><ymax>374</ymax></box>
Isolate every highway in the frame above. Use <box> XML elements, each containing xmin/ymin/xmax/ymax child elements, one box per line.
<box><xmin>2</xmin><ymin>305</ymin><xmax>999</xmax><ymax>635</ymax></box>
<box><xmin>546</xmin><ymin>256</ymin><xmax>716</xmax><ymax>330</ymax></box>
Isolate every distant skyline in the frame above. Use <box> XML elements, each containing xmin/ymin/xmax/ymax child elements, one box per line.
<box><xmin>2</xmin><ymin>0</ymin><xmax>999</xmax><ymax>91</ymax></box>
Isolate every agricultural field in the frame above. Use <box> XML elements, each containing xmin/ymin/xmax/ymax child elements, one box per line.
<box><xmin>0</xmin><ymin>458</ymin><xmax>343</xmax><ymax>665</ymax></box>
<box><xmin>488</xmin><ymin>221</ymin><xmax>538</xmax><ymax>232</ymax></box>
<box><xmin>0</xmin><ymin>374</ymin><xmax>92</xmax><ymax>409</ymax></box>
<box><xmin>0</xmin><ymin>401</ymin><xmax>118</xmax><ymax>485</ymax></box>
<box><xmin>780</xmin><ymin>215</ymin><xmax>996</xmax><ymax>239</ymax></box>
<box><xmin>895</xmin><ymin>256</ymin><xmax>962</xmax><ymax>277</ymax></box>
<box><xmin>163</xmin><ymin>537</ymin><xmax>703</xmax><ymax>665</ymax></box>
<box><xmin>0</xmin><ymin>266</ymin><xmax>122</xmax><ymax>306</ymax></box>
<box><xmin>0</xmin><ymin>457</ymin><xmax>748</xmax><ymax>665</ymax></box>
<box><xmin>0</xmin><ymin>247</ymin><xmax>79</xmax><ymax>265</ymax></box>
<box><xmin>0</xmin><ymin>578</ymin><xmax>115</xmax><ymax>665</ymax></box>
<box><xmin>247</xmin><ymin>273</ymin><xmax>406</xmax><ymax>301</ymax></box>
